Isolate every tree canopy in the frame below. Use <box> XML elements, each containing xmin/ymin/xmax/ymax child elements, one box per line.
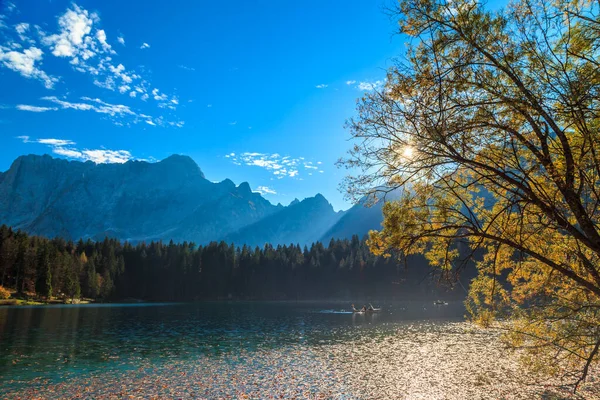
<box><xmin>341</xmin><ymin>0</ymin><xmax>600</xmax><ymax>390</ymax></box>
<box><xmin>0</xmin><ymin>225</ymin><xmax>451</xmax><ymax>303</ymax></box>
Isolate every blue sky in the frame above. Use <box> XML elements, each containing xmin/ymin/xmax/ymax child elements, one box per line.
<box><xmin>0</xmin><ymin>0</ymin><xmax>405</xmax><ymax>211</ymax></box>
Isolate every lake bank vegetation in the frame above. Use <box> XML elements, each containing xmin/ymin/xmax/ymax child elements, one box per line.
<box><xmin>0</xmin><ymin>225</ymin><xmax>462</xmax><ymax>304</ymax></box>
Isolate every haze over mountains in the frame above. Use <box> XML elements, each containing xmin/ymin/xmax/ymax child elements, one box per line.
<box><xmin>0</xmin><ymin>154</ymin><xmax>385</xmax><ymax>246</ymax></box>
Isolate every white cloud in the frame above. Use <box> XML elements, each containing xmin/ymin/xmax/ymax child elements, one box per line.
<box><xmin>178</xmin><ymin>65</ymin><xmax>195</xmax><ymax>71</ymax></box>
<box><xmin>82</xmin><ymin>149</ymin><xmax>132</xmax><ymax>163</ymax></box>
<box><xmin>254</xmin><ymin>186</ymin><xmax>277</xmax><ymax>195</ymax></box>
<box><xmin>15</xmin><ymin>23</ymin><xmax>30</xmax><ymax>37</ymax></box>
<box><xmin>37</xmin><ymin>138</ymin><xmax>76</xmax><ymax>146</ymax></box>
<box><xmin>357</xmin><ymin>80</ymin><xmax>385</xmax><ymax>91</ymax></box>
<box><xmin>96</xmin><ymin>29</ymin><xmax>113</xmax><ymax>53</ymax></box>
<box><xmin>315</xmin><ymin>84</ymin><xmax>328</xmax><ymax>89</ymax></box>
<box><xmin>152</xmin><ymin>88</ymin><xmax>167</xmax><ymax>101</ymax></box>
<box><xmin>140</xmin><ymin>42</ymin><xmax>150</xmax><ymax>49</ymax></box>
<box><xmin>109</xmin><ymin>63</ymin><xmax>132</xmax><ymax>83</ymax></box>
<box><xmin>4</xmin><ymin>2</ymin><xmax>16</xmax><ymax>14</ymax></box>
<box><xmin>227</xmin><ymin>152</ymin><xmax>322</xmax><ymax>179</ymax></box>
<box><xmin>229</xmin><ymin>121</ymin><xmax>237</xmax><ymax>126</ymax></box>
<box><xmin>52</xmin><ymin>147</ymin><xmax>85</xmax><ymax>158</ymax></box>
<box><xmin>345</xmin><ymin>80</ymin><xmax>356</xmax><ymax>85</ymax></box>
<box><xmin>16</xmin><ymin>104</ymin><xmax>58</xmax><ymax>112</ymax></box>
<box><xmin>17</xmin><ymin>135</ymin><xmax>136</xmax><ymax>164</ymax></box>
<box><xmin>0</xmin><ymin>46</ymin><xmax>57</xmax><ymax>88</ymax></box>
<box><xmin>21</xmin><ymin>95</ymin><xmax>182</xmax><ymax>127</ymax></box>
<box><xmin>43</xmin><ymin>5</ymin><xmax>98</xmax><ymax>59</ymax></box>
<box><xmin>0</xmin><ymin>3</ymin><xmax>178</xmax><ymax>119</ymax></box>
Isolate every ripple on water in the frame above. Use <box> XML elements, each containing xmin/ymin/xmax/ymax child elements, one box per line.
<box><xmin>1</xmin><ymin>303</ymin><xmax>597</xmax><ymax>399</ymax></box>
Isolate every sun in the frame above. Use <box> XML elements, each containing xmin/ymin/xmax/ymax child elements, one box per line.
<box><xmin>402</xmin><ymin>146</ymin><xmax>415</xmax><ymax>159</ymax></box>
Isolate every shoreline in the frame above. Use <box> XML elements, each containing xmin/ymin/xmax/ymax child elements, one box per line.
<box><xmin>0</xmin><ymin>297</ymin><xmax>462</xmax><ymax>307</ymax></box>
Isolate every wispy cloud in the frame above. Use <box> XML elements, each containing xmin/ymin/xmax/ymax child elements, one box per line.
<box><xmin>16</xmin><ymin>104</ymin><xmax>58</xmax><ymax>112</ymax></box>
<box><xmin>17</xmin><ymin>135</ymin><xmax>137</xmax><ymax>164</ymax></box>
<box><xmin>140</xmin><ymin>42</ymin><xmax>150</xmax><ymax>49</ymax></box>
<box><xmin>225</xmin><ymin>152</ymin><xmax>322</xmax><ymax>179</ymax></box>
<box><xmin>37</xmin><ymin>138</ymin><xmax>76</xmax><ymax>146</ymax></box>
<box><xmin>178</xmin><ymin>65</ymin><xmax>195</xmax><ymax>71</ymax></box>
<box><xmin>315</xmin><ymin>84</ymin><xmax>328</xmax><ymax>89</ymax></box>
<box><xmin>254</xmin><ymin>186</ymin><xmax>277</xmax><ymax>195</ymax></box>
<box><xmin>117</xmin><ymin>35</ymin><xmax>125</xmax><ymax>45</ymax></box>
<box><xmin>16</xmin><ymin>96</ymin><xmax>183</xmax><ymax>127</ymax></box>
<box><xmin>346</xmin><ymin>79</ymin><xmax>386</xmax><ymax>91</ymax></box>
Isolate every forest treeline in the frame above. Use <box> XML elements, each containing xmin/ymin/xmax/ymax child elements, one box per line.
<box><xmin>0</xmin><ymin>224</ymin><xmax>447</xmax><ymax>302</ymax></box>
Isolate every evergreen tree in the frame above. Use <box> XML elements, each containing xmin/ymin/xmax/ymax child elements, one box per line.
<box><xmin>35</xmin><ymin>243</ymin><xmax>52</xmax><ymax>299</ymax></box>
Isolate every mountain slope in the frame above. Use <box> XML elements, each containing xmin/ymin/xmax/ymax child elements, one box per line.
<box><xmin>0</xmin><ymin>154</ymin><xmax>359</xmax><ymax>246</ymax></box>
<box><xmin>0</xmin><ymin>154</ymin><xmax>279</xmax><ymax>243</ymax></box>
<box><xmin>320</xmin><ymin>200</ymin><xmax>384</xmax><ymax>241</ymax></box>
<box><xmin>224</xmin><ymin>194</ymin><xmax>344</xmax><ymax>247</ymax></box>
<box><xmin>319</xmin><ymin>190</ymin><xmax>406</xmax><ymax>241</ymax></box>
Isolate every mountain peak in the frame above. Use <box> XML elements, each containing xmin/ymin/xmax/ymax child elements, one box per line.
<box><xmin>289</xmin><ymin>198</ymin><xmax>300</xmax><ymax>206</ymax></box>
<box><xmin>219</xmin><ymin>178</ymin><xmax>235</xmax><ymax>188</ymax></box>
<box><xmin>308</xmin><ymin>193</ymin><xmax>330</xmax><ymax>206</ymax></box>
<box><xmin>159</xmin><ymin>154</ymin><xmax>205</xmax><ymax>179</ymax></box>
<box><xmin>238</xmin><ymin>182</ymin><xmax>251</xmax><ymax>193</ymax></box>
<box><xmin>161</xmin><ymin>154</ymin><xmax>196</xmax><ymax>165</ymax></box>
<box><xmin>297</xmin><ymin>193</ymin><xmax>332</xmax><ymax>211</ymax></box>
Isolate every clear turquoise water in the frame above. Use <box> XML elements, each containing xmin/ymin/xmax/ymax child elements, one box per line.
<box><xmin>0</xmin><ymin>301</ymin><xmax>464</xmax><ymax>395</ymax></box>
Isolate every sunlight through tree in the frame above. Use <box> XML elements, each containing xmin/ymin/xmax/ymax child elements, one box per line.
<box><xmin>341</xmin><ymin>0</ymin><xmax>600</xmax><ymax>391</ymax></box>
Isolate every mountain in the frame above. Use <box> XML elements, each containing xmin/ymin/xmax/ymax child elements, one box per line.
<box><xmin>0</xmin><ymin>154</ymin><xmax>361</xmax><ymax>246</ymax></box>
<box><xmin>319</xmin><ymin>191</ymin><xmax>402</xmax><ymax>241</ymax></box>
<box><xmin>224</xmin><ymin>194</ymin><xmax>344</xmax><ymax>247</ymax></box>
<box><xmin>320</xmin><ymin>200</ymin><xmax>384</xmax><ymax>241</ymax></box>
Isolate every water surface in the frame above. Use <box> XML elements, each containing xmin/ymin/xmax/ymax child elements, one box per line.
<box><xmin>0</xmin><ymin>301</ymin><xmax>464</xmax><ymax>397</ymax></box>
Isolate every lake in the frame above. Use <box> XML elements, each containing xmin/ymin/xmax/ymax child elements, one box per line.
<box><xmin>2</xmin><ymin>301</ymin><xmax>587</xmax><ymax>399</ymax></box>
<box><xmin>0</xmin><ymin>301</ymin><xmax>464</xmax><ymax>397</ymax></box>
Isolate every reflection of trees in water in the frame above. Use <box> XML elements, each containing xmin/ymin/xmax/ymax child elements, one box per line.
<box><xmin>0</xmin><ymin>302</ymin><xmax>464</xmax><ymax>385</ymax></box>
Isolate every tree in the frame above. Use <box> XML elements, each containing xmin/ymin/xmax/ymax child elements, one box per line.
<box><xmin>35</xmin><ymin>243</ymin><xmax>52</xmax><ymax>299</ymax></box>
<box><xmin>341</xmin><ymin>0</ymin><xmax>600</xmax><ymax>391</ymax></box>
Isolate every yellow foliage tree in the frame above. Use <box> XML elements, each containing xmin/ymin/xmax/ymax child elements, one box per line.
<box><xmin>0</xmin><ymin>285</ymin><xmax>10</xmax><ymax>300</ymax></box>
<box><xmin>341</xmin><ymin>0</ymin><xmax>600</xmax><ymax>390</ymax></box>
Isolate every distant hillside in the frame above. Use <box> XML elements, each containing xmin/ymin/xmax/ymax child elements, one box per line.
<box><xmin>0</xmin><ymin>154</ymin><xmax>380</xmax><ymax>246</ymax></box>
<box><xmin>224</xmin><ymin>194</ymin><xmax>344</xmax><ymax>247</ymax></box>
<box><xmin>320</xmin><ymin>191</ymin><xmax>403</xmax><ymax>242</ymax></box>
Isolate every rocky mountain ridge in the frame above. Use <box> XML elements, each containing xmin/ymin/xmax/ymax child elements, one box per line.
<box><xmin>0</xmin><ymin>154</ymin><xmax>386</xmax><ymax>245</ymax></box>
